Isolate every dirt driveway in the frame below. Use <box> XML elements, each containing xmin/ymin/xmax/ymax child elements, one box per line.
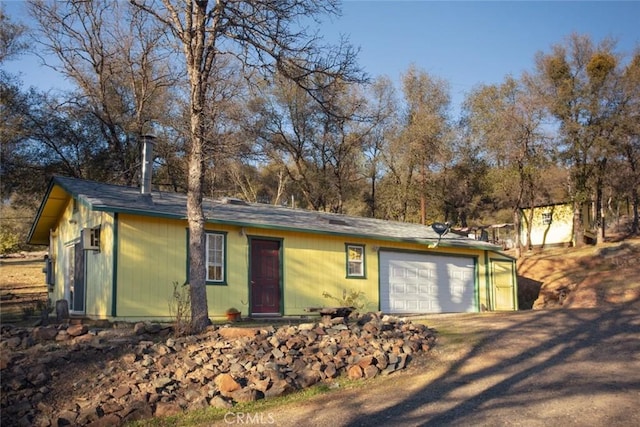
<box><xmin>212</xmin><ymin>300</ymin><xmax>640</xmax><ymax>426</ymax></box>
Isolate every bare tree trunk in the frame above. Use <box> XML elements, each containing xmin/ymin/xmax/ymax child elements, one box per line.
<box><xmin>420</xmin><ymin>163</ymin><xmax>426</xmax><ymax>225</ymax></box>
<box><xmin>187</xmin><ymin>110</ymin><xmax>209</xmax><ymax>331</ymax></box>
<box><xmin>573</xmin><ymin>201</ymin><xmax>585</xmax><ymax>248</ymax></box>
<box><xmin>131</xmin><ymin>0</ymin><xmax>363</xmax><ymax>333</ymax></box>
<box><xmin>596</xmin><ymin>185</ymin><xmax>606</xmax><ymax>244</ymax></box>
<box><xmin>513</xmin><ymin>209</ymin><xmax>522</xmax><ymax>259</ymax></box>
<box><xmin>525</xmin><ymin>208</ymin><xmax>535</xmax><ymax>251</ymax></box>
<box><xmin>632</xmin><ymin>187</ymin><xmax>639</xmax><ymax>235</ymax></box>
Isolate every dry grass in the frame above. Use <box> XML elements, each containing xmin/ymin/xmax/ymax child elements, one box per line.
<box><xmin>0</xmin><ymin>253</ymin><xmax>48</xmax><ymax>320</ymax></box>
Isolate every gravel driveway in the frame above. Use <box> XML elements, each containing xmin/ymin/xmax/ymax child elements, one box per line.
<box><xmin>210</xmin><ymin>300</ymin><xmax>640</xmax><ymax>426</ymax></box>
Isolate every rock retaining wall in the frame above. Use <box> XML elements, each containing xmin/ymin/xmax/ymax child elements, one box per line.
<box><xmin>0</xmin><ymin>312</ymin><xmax>436</xmax><ymax>426</ymax></box>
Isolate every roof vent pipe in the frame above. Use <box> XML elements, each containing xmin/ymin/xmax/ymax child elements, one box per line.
<box><xmin>141</xmin><ymin>134</ymin><xmax>156</xmax><ymax>195</ymax></box>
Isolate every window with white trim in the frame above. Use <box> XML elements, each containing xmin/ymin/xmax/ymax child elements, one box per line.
<box><xmin>206</xmin><ymin>233</ymin><xmax>225</xmax><ymax>283</ymax></box>
<box><xmin>346</xmin><ymin>244</ymin><xmax>365</xmax><ymax>278</ymax></box>
<box><xmin>542</xmin><ymin>212</ymin><xmax>552</xmax><ymax>225</ymax></box>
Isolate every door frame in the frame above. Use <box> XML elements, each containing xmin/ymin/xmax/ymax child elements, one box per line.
<box><xmin>64</xmin><ymin>239</ymin><xmax>86</xmax><ymax>315</ymax></box>
<box><xmin>248</xmin><ymin>236</ymin><xmax>284</xmax><ymax>316</ymax></box>
<box><xmin>490</xmin><ymin>258</ymin><xmax>518</xmax><ymax>311</ymax></box>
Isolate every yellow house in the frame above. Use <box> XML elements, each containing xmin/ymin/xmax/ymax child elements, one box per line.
<box><xmin>520</xmin><ymin>202</ymin><xmax>595</xmax><ymax>248</ymax></box>
<box><xmin>28</xmin><ymin>176</ymin><xmax>518</xmax><ymax>321</ymax></box>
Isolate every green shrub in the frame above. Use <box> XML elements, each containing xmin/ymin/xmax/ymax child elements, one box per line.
<box><xmin>322</xmin><ymin>288</ymin><xmax>367</xmax><ymax>310</ymax></box>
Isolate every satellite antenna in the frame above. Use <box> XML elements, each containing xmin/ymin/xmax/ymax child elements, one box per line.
<box><xmin>431</xmin><ymin>222</ymin><xmax>451</xmax><ymax>248</ymax></box>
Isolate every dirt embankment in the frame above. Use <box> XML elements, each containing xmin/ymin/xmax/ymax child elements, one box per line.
<box><xmin>516</xmin><ymin>237</ymin><xmax>640</xmax><ymax>310</ymax></box>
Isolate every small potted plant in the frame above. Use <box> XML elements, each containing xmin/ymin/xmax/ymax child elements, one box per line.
<box><xmin>225</xmin><ymin>307</ymin><xmax>241</xmax><ymax>322</ymax></box>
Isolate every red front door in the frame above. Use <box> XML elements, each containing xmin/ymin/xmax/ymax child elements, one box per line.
<box><xmin>250</xmin><ymin>239</ymin><xmax>281</xmax><ymax>315</ymax></box>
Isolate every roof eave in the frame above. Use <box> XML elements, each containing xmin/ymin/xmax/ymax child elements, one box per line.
<box><xmin>27</xmin><ymin>178</ymin><xmax>60</xmax><ymax>245</ymax></box>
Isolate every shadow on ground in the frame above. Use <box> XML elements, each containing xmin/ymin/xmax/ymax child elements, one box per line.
<box><xmin>338</xmin><ymin>298</ymin><xmax>640</xmax><ymax>426</ymax></box>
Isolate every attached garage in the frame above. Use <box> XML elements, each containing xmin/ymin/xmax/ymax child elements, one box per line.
<box><xmin>379</xmin><ymin>251</ymin><xmax>477</xmax><ymax>314</ymax></box>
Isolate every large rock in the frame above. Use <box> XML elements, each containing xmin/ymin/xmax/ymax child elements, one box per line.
<box><xmin>154</xmin><ymin>401</ymin><xmax>182</xmax><ymax>417</ymax></box>
<box><xmin>347</xmin><ymin>365</ymin><xmax>363</xmax><ymax>379</ymax></box>
<box><xmin>218</xmin><ymin>327</ymin><xmax>259</xmax><ymax>339</ymax></box>
<box><xmin>215</xmin><ymin>373</ymin><xmax>241</xmax><ymax>397</ymax></box>
<box><xmin>66</xmin><ymin>324</ymin><xmax>89</xmax><ymax>337</ymax></box>
<box><xmin>32</xmin><ymin>326</ymin><xmax>58</xmax><ymax>341</ymax></box>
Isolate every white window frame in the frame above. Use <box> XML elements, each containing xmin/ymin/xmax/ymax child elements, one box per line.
<box><xmin>346</xmin><ymin>244</ymin><xmax>365</xmax><ymax>278</ymax></box>
<box><xmin>206</xmin><ymin>232</ymin><xmax>225</xmax><ymax>284</ymax></box>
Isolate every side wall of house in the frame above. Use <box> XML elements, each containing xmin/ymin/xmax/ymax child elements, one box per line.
<box><xmin>49</xmin><ymin>197</ymin><xmax>114</xmax><ymax>317</ymax></box>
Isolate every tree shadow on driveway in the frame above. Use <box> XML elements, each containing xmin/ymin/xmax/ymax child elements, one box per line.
<box><xmin>344</xmin><ymin>298</ymin><xmax>640</xmax><ymax>426</ymax></box>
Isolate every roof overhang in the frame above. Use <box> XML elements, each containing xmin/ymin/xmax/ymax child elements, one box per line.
<box><xmin>27</xmin><ymin>179</ymin><xmax>71</xmax><ymax>245</ymax></box>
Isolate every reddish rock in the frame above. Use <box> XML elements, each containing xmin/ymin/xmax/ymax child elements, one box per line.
<box><xmin>218</xmin><ymin>327</ymin><xmax>259</xmax><ymax>339</ymax></box>
<box><xmin>347</xmin><ymin>365</ymin><xmax>363</xmax><ymax>379</ymax></box>
<box><xmin>66</xmin><ymin>324</ymin><xmax>88</xmax><ymax>337</ymax></box>
<box><xmin>215</xmin><ymin>373</ymin><xmax>241</xmax><ymax>397</ymax></box>
<box><xmin>324</xmin><ymin>362</ymin><xmax>337</xmax><ymax>378</ymax></box>
<box><xmin>357</xmin><ymin>355</ymin><xmax>375</xmax><ymax>368</ymax></box>
<box><xmin>250</xmin><ymin>377</ymin><xmax>271</xmax><ymax>393</ymax></box>
<box><xmin>73</xmin><ymin>334</ymin><xmax>94</xmax><ymax>345</ymax></box>
<box><xmin>154</xmin><ymin>401</ymin><xmax>182</xmax><ymax>417</ymax></box>
<box><xmin>0</xmin><ymin>311</ymin><xmax>433</xmax><ymax>426</ymax></box>
<box><xmin>111</xmin><ymin>385</ymin><xmax>131</xmax><ymax>399</ymax></box>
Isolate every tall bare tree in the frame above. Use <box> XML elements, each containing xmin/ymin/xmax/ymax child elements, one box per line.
<box><xmin>534</xmin><ymin>34</ymin><xmax>623</xmax><ymax>246</ymax></box>
<box><xmin>246</xmin><ymin>74</ymin><xmax>372</xmax><ymax>213</ymax></box>
<box><xmin>377</xmin><ymin>66</ymin><xmax>451</xmax><ymax>223</ymax></box>
<box><xmin>463</xmin><ymin>76</ymin><xmax>553</xmax><ymax>256</ymax></box>
<box><xmin>130</xmin><ymin>0</ymin><xmax>362</xmax><ymax>331</ymax></box>
<box><xmin>29</xmin><ymin>0</ymin><xmax>179</xmax><ymax>185</ymax></box>
<box><xmin>0</xmin><ymin>5</ymin><xmax>28</xmax><ymax>64</ymax></box>
<box><xmin>360</xmin><ymin>76</ymin><xmax>397</xmax><ymax>218</ymax></box>
<box><xmin>613</xmin><ymin>52</ymin><xmax>640</xmax><ymax>235</ymax></box>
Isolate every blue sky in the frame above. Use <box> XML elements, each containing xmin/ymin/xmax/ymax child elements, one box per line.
<box><xmin>326</xmin><ymin>1</ymin><xmax>640</xmax><ymax>113</ymax></box>
<box><xmin>3</xmin><ymin>1</ymin><xmax>640</xmax><ymax>116</ymax></box>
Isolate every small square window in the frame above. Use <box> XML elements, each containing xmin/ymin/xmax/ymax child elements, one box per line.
<box><xmin>542</xmin><ymin>212</ymin><xmax>552</xmax><ymax>225</ymax></box>
<box><xmin>346</xmin><ymin>244</ymin><xmax>365</xmax><ymax>278</ymax></box>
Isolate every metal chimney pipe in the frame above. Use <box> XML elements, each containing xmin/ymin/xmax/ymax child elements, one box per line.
<box><xmin>141</xmin><ymin>134</ymin><xmax>156</xmax><ymax>195</ymax></box>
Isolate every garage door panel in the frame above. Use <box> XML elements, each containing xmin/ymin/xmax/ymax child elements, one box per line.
<box><xmin>380</xmin><ymin>251</ymin><xmax>475</xmax><ymax>314</ymax></box>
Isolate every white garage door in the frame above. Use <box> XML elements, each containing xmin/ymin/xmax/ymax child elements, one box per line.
<box><xmin>379</xmin><ymin>251</ymin><xmax>476</xmax><ymax>314</ymax></box>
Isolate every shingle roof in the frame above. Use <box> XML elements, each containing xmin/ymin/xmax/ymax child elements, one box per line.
<box><xmin>29</xmin><ymin>175</ymin><xmax>501</xmax><ymax>251</ymax></box>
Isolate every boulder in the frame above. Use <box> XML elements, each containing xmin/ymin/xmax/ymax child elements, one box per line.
<box><xmin>154</xmin><ymin>401</ymin><xmax>182</xmax><ymax>417</ymax></box>
<box><xmin>218</xmin><ymin>327</ymin><xmax>259</xmax><ymax>339</ymax></box>
<box><xmin>347</xmin><ymin>365</ymin><xmax>363</xmax><ymax>379</ymax></box>
<box><xmin>32</xmin><ymin>326</ymin><xmax>58</xmax><ymax>341</ymax></box>
<box><xmin>215</xmin><ymin>373</ymin><xmax>241</xmax><ymax>397</ymax></box>
<box><xmin>66</xmin><ymin>324</ymin><xmax>88</xmax><ymax>337</ymax></box>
